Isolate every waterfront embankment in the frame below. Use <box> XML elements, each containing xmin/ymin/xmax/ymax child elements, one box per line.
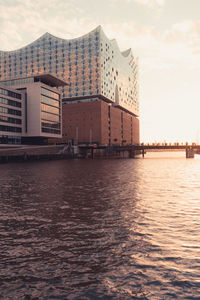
<box><xmin>0</xmin><ymin>144</ymin><xmax>141</xmax><ymax>163</ymax></box>
<box><xmin>0</xmin><ymin>144</ymin><xmax>72</xmax><ymax>163</ymax></box>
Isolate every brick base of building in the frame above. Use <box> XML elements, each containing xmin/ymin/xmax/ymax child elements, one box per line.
<box><xmin>54</xmin><ymin>100</ymin><xmax>139</xmax><ymax>146</ymax></box>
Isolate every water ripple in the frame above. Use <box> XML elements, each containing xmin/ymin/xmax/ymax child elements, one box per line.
<box><xmin>0</xmin><ymin>156</ymin><xmax>200</xmax><ymax>299</ymax></box>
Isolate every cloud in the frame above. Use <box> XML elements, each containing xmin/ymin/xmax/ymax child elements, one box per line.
<box><xmin>0</xmin><ymin>0</ymin><xmax>96</xmax><ymax>50</ymax></box>
<box><xmin>0</xmin><ymin>0</ymin><xmax>199</xmax><ymax>73</ymax></box>
<box><xmin>103</xmin><ymin>20</ymin><xmax>200</xmax><ymax>71</ymax></box>
<box><xmin>165</xmin><ymin>20</ymin><xmax>200</xmax><ymax>43</ymax></box>
<box><xmin>164</xmin><ymin>20</ymin><xmax>200</xmax><ymax>54</ymax></box>
<box><xmin>126</xmin><ymin>0</ymin><xmax>165</xmax><ymax>7</ymax></box>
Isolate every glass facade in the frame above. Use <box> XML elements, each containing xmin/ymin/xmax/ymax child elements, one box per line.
<box><xmin>0</xmin><ymin>96</ymin><xmax>21</xmax><ymax>108</ymax></box>
<box><xmin>0</xmin><ymin>135</ymin><xmax>21</xmax><ymax>144</ymax></box>
<box><xmin>0</xmin><ymin>87</ymin><xmax>21</xmax><ymax>99</ymax></box>
<box><xmin>0</xmin><ymin>77</ymin><xmax>34</xmax><ymax>87</ymax></box>
<box><xmin>41</xmin><ymin>87</ymin><xmax>61</xmax><ymax>134</ymax></box>
<box><xmin>0</xmin><ymin>85</ymin><xmax>23</xmax><ymax>142</ymax></box>
<box><xmin>0</xmin><ymin>26</ymin><xmax>139</xmax><ymax>116</ymax></box>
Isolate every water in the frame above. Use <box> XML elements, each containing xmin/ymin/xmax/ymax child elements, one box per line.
<box><xmin>0</xmin><ymin>153</ymin><xmax>200</xmax><ymax>299</ymax></box>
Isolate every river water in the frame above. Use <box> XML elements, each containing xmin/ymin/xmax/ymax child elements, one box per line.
<box><xmin>0</xmin><ymin>153</ymin><xmax>200</xmax><ymax>299</ymax></box>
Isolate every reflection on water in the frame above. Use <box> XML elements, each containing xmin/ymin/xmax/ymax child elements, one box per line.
<box><xmin>0</xmin><ymin>153</ymin><xmax>200</xmax><ymax>299</ymax></box>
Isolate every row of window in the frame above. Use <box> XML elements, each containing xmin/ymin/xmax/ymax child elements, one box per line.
<box><xmin>1</xmin><ymin>47</ymin><xmax>99</xmax><ymax>64</ymax></box>
<box><xmin>1</xmin><ymin>49</ymin><xmax>99</xmax><ymax>59</ymax></box>
<box><xmin>66</xmin><ymin>90</ymin><xmax>99</xmax><ymax>98</ymax></box>
<box><xmin>1</xmin><ymin>67</ymin><xmax>101</xmax><ymax>79</ymax></box>
<box><xmin>0</xmin><ymin>125</ymin><xmax>22</xmax><ymax>133</ymax></box>
<box><xmin>1</xmin><ymin>59</ymin><xmax>99</xmax><ymax>70</ymax></box>
<box><xmin>0</xmin><ymin>77</ymin><xmax>33</xmax><ymax>87</ymax></box>
<box><xmin>0</xmin><ymin>97</ymin><xmax>21</xmax><ymax>108</ymax></box>
<box><xmin>0</xmin><ymin>106</ymin><xmax>22</xmax><ymax>116</ymax></box>
<box><xmin>63</xmin><ymin>98</ymin><xmax>99</xmax><ymax>104</ymax></box>
<box><xmin>41</xmin><ymin>95</ymin><xmax>60</xmax><ymax>108</ymax></box>
<box><xmin>0</xmin><ymin>88</ymin><xmax>21</xmax><ymax>99</ymax></box>
<box><xmin>41</xmin><ymin>121</ymin><xmax>60</xmax><ymax>129</ymax></box>
<box><xmin>41</xmin><ymin>103</ymin><xmax>60</xmax><ymax>115</ymax></box>
<box><xmin>1</xmin><ymin>47</ymin><xmax>99</xmax><ymax>59</ymax></box>
<box><xmin>41</xmin><ymin>127</ymin><xmax>60</xmax><ymax>134</ymax></box>
<box><xmin>0</xmin><ymin>135</ymin><xmax>21</xmax><ymax>144</ymax></box>
<box><xmin>0</xmin><ymin>115</ymin><xmax>22</xmax><ymax>124</ymax></box>
<box><xmin>41</xmin><ymin>87</ymin><xmax>59</xmax><ymax>100</ymax></box>
<box><xmin>41</xmin><ymin>112</ymin><xmax>60</xmax><ymax>122</ymax></box>
<box><xmin>69</xmin><ymin>86</ymin><xmax>99</xmax><ymax>92</ymax></box>
<box><xmin>1</xmin><ymin>65</ymin><xmax>99</xmax><ymax>72</ymax></box>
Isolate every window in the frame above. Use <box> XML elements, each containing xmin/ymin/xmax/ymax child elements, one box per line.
<box><xmin>0</xmin><ymin>125</ymin><xmax>22</xmax><ymax>133</ymax></box>
<box><xmin>41</xmin><ymin>87</ymin><xmax>59</xmax><ymax>100</ymax></box>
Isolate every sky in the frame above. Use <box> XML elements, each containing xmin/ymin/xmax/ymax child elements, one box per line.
<box><xmin>0</xmin><ymin>0</ymin><xmax>200</xmax><ymax>143</ymax></box>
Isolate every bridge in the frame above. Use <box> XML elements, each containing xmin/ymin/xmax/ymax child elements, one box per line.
<box><xmin>79</xmin><ymin>143</ymin><xmax>200</xmax><ymax>158</ymax></box>
<box><xmin>133</xmin><ymin>144</ymin><xmax>200</xmax><ymax>158</ymax></box>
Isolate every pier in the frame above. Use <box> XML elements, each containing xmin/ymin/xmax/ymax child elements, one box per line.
<box><xmin>78</xmin><ymin>143</ymin><xmax>200</xmax><ymax>159</ymax></box>
<box><xmin>0</xmin><ymin>143</ymin><xmax>199</xmax><ymax>163</ymax></box>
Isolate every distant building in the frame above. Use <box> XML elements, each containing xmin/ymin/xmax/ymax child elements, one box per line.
<box><xmin>0</xmin><ymin>26</ymin><xmax>139</xmax><ymax>145</ymax></box>
<box><xmin>0</xmin><ymin>74</ymin><xmax>66</xmax><ymax>144</ymax></box>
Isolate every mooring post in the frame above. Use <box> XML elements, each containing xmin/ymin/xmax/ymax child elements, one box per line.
<box><xmin>186</xmin><ymin>147</ymin><xmax>194</xmax><ymax>158</ymax></box>
<box><xmin>142</xmin><ymin>147</ymin><xmax>145</xmax><ymax>158</ymax></box>
<box><xmin>132</xmin><ymin>146</ymin><xmax>135</xmax><ymax>158</ymax></box>
<box><xmin>91</xmin><ymin>148</ymin><xmax>94</xmax><ymax>159</ymax></box>
<box><xmin>23</xmin><ymin>152</ymin><xmax>27</xmax><ymax>161</ymax></box>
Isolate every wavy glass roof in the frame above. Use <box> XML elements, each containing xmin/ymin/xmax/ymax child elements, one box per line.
<box><xmin>0</xmin><ymin>26</ymin><xmax>139</xmax><ymax>116</ymax></box>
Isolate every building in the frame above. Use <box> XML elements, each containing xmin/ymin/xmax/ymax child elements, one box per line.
<box><xmin>62</xmin><ymin>101</ymin><xmax>139</xmax><ymax>145</ymax></box>
<box><xmin>0</xmin><ymin>26</ymin><xmax>139</xmax><ymax>145</ymax></box>
<box><xmin>0</xmin><ymin>74</ymin><xmax>66</xmax><ymax>144</ymax></box>
<box><xmin>0</xmin><ymin>84</ymin><xmax>24</xmax><ymax>144</ymax></box>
